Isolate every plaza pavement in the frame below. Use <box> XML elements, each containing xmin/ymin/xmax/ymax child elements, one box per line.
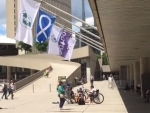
<box><xmin>0</xmin><ymin>79</ymin><xmax>130</xmax><ymax>113</ymax></box>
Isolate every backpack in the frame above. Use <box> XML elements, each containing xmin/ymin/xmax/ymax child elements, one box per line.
<box><xmin>78</xmin><ymin>97</ymin><xmax>85</xmax><ymax>105</ymax></box>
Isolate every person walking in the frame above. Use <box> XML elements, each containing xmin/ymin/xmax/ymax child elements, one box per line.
<box><xmin>1</xmin><ymin>83</ymin><xmax>8</xmax><ymax>99</ymax></box>
<box><xmin>103</xmin><ymin>74</ymin><xmax>106</xmax><ymax>80</ymax></box>
<box><xmin>108</xmin><ymin>75</ymin><xmax>113</xmax><ymax>89</ymax></box>
<box><xmin>90</xmin><ymin>75</ymin><xmax>94</xmax><ymax>86</ymax></box>
<box><xmin>7</xmin><ymin>80</ymin><xmax>14</xmax><ymax>99</ymax></box>
<box><xmin>57</xmin><ymin>81</ymin><xmax>65</xmax><ymax>110</ymax></box>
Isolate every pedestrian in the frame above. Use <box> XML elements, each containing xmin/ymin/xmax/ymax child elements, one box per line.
<box><xmin>108</xmin><ymin>75</ymin><xmax>113</xmax><ymax>89</ymax></box>
<box><xmin>57</xmin><ymin>81</ymin><xmax>65</xmax><ymax>110</ymax></box>
<box><xmin>103</xmin><ymin>74</ymin><xmax>105</xmax><ymax>80</ymax></box>
<box><xmin>44</xmin><ymin>68</ymin><xmax>51</xmax><ymax>78</ymax></box>
<box><xmin>90</xmin><ymin>75</ymin><xmax>94</xmax><ymax>86</ymax></box>
<box><xmin>74</xmin><ymin>77</ymin><xmax>78</xmax><ymax>86</ymax></box>
<box><xmin>1</xmin><ymin>83</ymin><xmax>8</xmax><ymax>99</ymax></box>
<box><xmin>7</xmin><ymin>80</ymin><xmax>14</xmax><ymax>99</ymax></box>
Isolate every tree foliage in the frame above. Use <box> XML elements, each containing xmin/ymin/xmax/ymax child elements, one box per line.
<box><xmin>17</xmin><ymin>41</ymin><xmax>32</xmax><ymax>53</ymax></box>
<box><xmin>96</xmin><ymin>54</ymin><xmax>101</xmax><ymax>59</ymax></box>
<box><xmin>102</xmin><ymin>53</ymin><xmax>109</xmax><ymax>65</ymax></box>
<box><xmin>34</xmin><ymin>41</ymin><xmax>48</xmax><ymax>52</ymax></box>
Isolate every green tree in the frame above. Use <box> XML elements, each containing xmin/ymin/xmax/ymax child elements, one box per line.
<box><xmin>96</xmin><ymin>54</ymin><xmax>101</xmax><ymax>59</ymax></box>
<box><xmin>102</xmin><ymin>53</ymin><xmax>109</xmax><ymax>65</ymax></box>
<box><xmin>34</xmin><ymin>41</ymin><xmax>48</xmax><ymax>52</ymax></box>
<box><xmin>17</xmin><ymin>41</ymin><xmax>32</xmax><ymax>54</ymax></box>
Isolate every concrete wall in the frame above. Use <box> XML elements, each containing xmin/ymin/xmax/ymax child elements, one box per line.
<box><xmin>72</xmin><ymin>46</ymin><xmax>89</xmax><ymax>59</ymax></box>
<box><xmin>15</xmin><ymin>66</ymin><xmax>52</xmax><ymax>91</ymax></box>
<box><xmin>6</xmin><ymin>0</ymin><xmax>15</xmax><ymax>38</ymax></box>
<box><xmin>66</xmin><ymin>66</ymin><xmax>81</xmax><ymax>87</ymax></box>
<box><xmin>89</xmin><ymin>46</ymin><xmax>100</xmax><ymax>81</ymax></box>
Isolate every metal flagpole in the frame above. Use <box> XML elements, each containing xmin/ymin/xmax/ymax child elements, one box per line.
<box><xmin>55</xmin><ymin>22</ymin><xmax>103</xmax><ymax>51</ymax></box>
<box><xmin>55</xmin><ymin>22</ymin><xmax>104</xmax><ymax>50</ymax></box>
<box><xmin>40</xmin><ymin>7</ymin><xmax>103</xmax><ymax>49</ymax></box>
<box><xmin>40</xmin><ymin>7</ymin><xmax>102</xmax><ymax>40</ymax></box>
<box><xmin>40</xmin><ymin>7</ymin><xmax>103</xmax><ymax>47</ymax></box>
<box><xmin>39</xmin><ymin>0</ymin><xmax>98</xmax><ymax>31</ymax></box>
<box><xmin>63</xmin><ymin>27</ymin><xmax>102</xmax><ymax>51</ymax></box>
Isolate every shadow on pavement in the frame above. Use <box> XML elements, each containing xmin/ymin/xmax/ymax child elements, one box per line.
<box><xmin>118</xmin><ymin>88</ymin><xmax>150</xmax><ymax>113</ymax></box>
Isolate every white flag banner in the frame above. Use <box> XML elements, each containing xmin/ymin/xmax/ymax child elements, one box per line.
<box><xmin>65</xmin><ymin>37</ymin><xmax>76</xmax><ymax>61</ymax></box>
<box><xmin>48</xmin><ymin>25</ymin><xmax>76</xmax><ymax>61</ymax></box>
<box><xmin>15</xmin><ymin>0</ymin><xmax>41</xmax><ymax>46</ymax></box>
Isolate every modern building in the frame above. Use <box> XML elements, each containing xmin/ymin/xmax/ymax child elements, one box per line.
<box><xmin>80</xmin><ymin>26</ymin><xmax>101</xmax><ymax>54</ymax></box>
<box><xmin>74</xmin><ymin>26</ymin><xmax>102</xmax><ymax>54</ymax></box>
<box><xmin>2</xmin><ymin>0</ymin><xmax>102</xmax><ymax>91</ymax></box>
<box><xmin>6</xmin><ymin>0</ymin><xmax>71</xmax><ymax>53</ymax></box>
<box><xmin>89</xmin><ymin>0</ymin><xmax>150</xmax><ymax>95</ymax></box>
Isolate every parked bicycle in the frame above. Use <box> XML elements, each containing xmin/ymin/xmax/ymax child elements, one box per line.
<box><xmin>78</xmin><ymin>86</ymin><xmax>104</xmax><ymax>104</ymax></box>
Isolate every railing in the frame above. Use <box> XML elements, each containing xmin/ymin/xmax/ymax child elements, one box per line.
<box><xmin>14</xmin><ymin>66</ymin><xmax>52</xmax><ymax>91</ymax></box>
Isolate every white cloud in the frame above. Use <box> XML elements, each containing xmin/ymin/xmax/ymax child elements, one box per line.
<box><xmin>85</xmin><ymin>17</ymin><xmax>94</xmax><ymax>26</ymax></box>
<box><xmin>0</xmin><ymin>0</ymin><xmax>6</xmax><ymax>25</ymax></box>
<box><xmin>1</xmin><ymin>24</ymin><xmax>6</xmax><ymax>29</ymax></box>
<box><xmin>0</xmin><ymin>24</ymin><xmax>6</xmax><ymax>30</ymax></box>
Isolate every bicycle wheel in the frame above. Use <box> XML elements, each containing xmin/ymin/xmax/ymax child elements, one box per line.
<box><xmin>93</xmin><ymin>93</ymin><xmax>104</xmax><ymax>104</ymax></box>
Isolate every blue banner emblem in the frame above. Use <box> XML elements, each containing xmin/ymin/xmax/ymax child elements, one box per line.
<box><xmin>36</xmin><ymin>10</ymin><xmax>56</xmax><ymax>43</ymax></box>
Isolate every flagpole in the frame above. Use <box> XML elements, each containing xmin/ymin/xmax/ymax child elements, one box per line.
<box><xmin>56</xmin><ymin>22</ymin><xmax>104</xmax><ymax>50</ymax></box>
<box><xmin>55</xmin><ymin>22</ymin><xmax>103</xmax><ymax>51</ymax></box>
<box><xmin>37</xmin><ymin>0</ymin><xmax>97</xmax><ymax>31</ymax></box>
<box><xmin>55</xmin><ymin>22</ymin><xmax>104</xmax><ymax>50</ymax></box>
<box><xmin>40</xmin><ymin>7</ymin><xmax>103</xmax><ymax>44</ymax></box>
<box><xmin>40</xmin><ymin>7</ymin><xmax>100</xmax><ymax>40</ymax></box>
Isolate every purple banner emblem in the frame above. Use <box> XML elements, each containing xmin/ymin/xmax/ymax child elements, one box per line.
<box><xmin>58</xmin><ymin>29</ymin><xmax>71</xmax><ymax>57</ymax></box>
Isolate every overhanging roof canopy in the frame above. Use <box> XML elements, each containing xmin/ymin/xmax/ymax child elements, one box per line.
<box><xmin>89</xmin><ymin>0</ymin><xmax>150</xmax><ymax>71</ymax></box>
<box><xmin>0</xmin><ymin>36</ymin><xmax>16</xmax><ymax>44</ymax></box>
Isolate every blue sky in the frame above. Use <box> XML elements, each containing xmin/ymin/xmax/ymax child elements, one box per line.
<box><xmin>0</xmin><ymin>0</ymin><xmax>93</xmax><ymax>36</ymax></box>
<box><xmin>0</xmin><ymin>0</ymin><xmax>6</xmax><ymax>36</ymax></box>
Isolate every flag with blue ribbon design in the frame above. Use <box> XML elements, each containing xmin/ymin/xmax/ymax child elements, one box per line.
<box><xmin>36</xmin><ymin>10</ymin><xmax>56</xmax><ymax>43</ymax></box>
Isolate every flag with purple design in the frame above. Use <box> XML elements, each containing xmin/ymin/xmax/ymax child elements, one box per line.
<box><xmin>48</xmin><ymin>25</ymin><xmax>76</xmax><ymax>61</ymax></box>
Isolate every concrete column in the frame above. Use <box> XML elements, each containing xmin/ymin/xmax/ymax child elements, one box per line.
<box><xmin>139</xmin><ymin>58</ymin><xmax>150</xmax><ymax>97</ymax></box>
<box><xmin>127</xmin><ymin>65</ymin><xmax>130</xmax><ymax>83</ymax></box>
<box><xmin>7</xmin><ymin>66</ymin><xmax>11</xmax><ymax>82</ymax></box>
<box><xmin>30</xmin><ymin>69</ymin><xmax>34</xmax><ymax>75</ymax></box>
<box><xmin>120</xmin><ymin>66</ymin><xmax>127</xmax><ymax>87</ymax></box>
<box><xmin>86</xmin><ymin>58</ymin><xmax>91</xmax><ymax>83</ymax></box>
<box><xmin>133</xmin><ymin>61</ymin><xmax>140</xmax><ymax>90</ymax></box>
<box><xmin>129</xmin><ymin>64</ymin><xmax>134</xmax><ymax>83</ymax></box>
<box><xmin>120</xmin><ymin>66</ymin><xmax>127</xmax><ymax>80</ymax></box>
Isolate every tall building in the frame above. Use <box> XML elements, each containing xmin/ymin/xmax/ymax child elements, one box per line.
<box><xmin>75</xmin><ymin>26</ymin><xmax>101</xmax><ymax>54</ymax></box>
<box><xmin>81</xmin><ymin>26</ymin><xmax>101</xmax><ymax>54</ymax></box>
<box><xmin>6</xmin><ymin>0</ymin><xmax>71</xmax><ymax>53</ymax></box>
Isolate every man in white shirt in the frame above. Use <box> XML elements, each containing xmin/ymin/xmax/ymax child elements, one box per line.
<box><xmin>108</xmin><ymin>75</ymin><xmax>113</xmax><ymax>89</ymax></box>
<box><xmin>90</xmin><ymin>86</ymin><xmax>96</xmax><ymax>93</ymax></box>
<box><xmin>89</xmin><ymin>86</ymin><xmax>96</xmax><ymax>103</ymax></box>
<box><xmin>90</xmin><ymin>75</ymin><xmax>94</xmax><ymax>86</ymax></box>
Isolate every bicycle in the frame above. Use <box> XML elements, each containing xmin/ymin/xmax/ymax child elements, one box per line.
<box><xmin>78</xmin><ymin>86</ymin><xmax>104</xmax><ymax>104</ymax></box>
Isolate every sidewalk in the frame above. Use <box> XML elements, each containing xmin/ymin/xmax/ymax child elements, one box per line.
<box><xmin>0</xmin><ymin>81</ymin><xmax>128</xmax><ymax>113</ymax></box>
<box><xmin>118</xmin><ymin>88</ymin><xmax>150</xmax><ymax>113</ymax></box>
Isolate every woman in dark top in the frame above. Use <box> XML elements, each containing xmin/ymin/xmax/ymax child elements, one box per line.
<box><xmin>57</xmin><ymin>81</ymin><xmax>65</xmax><ymax>110</ymax></box>
<box><xmin>1</xmin><ymin>83</ymin><xmax>8</xmax><ymax>99</ymax></box>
